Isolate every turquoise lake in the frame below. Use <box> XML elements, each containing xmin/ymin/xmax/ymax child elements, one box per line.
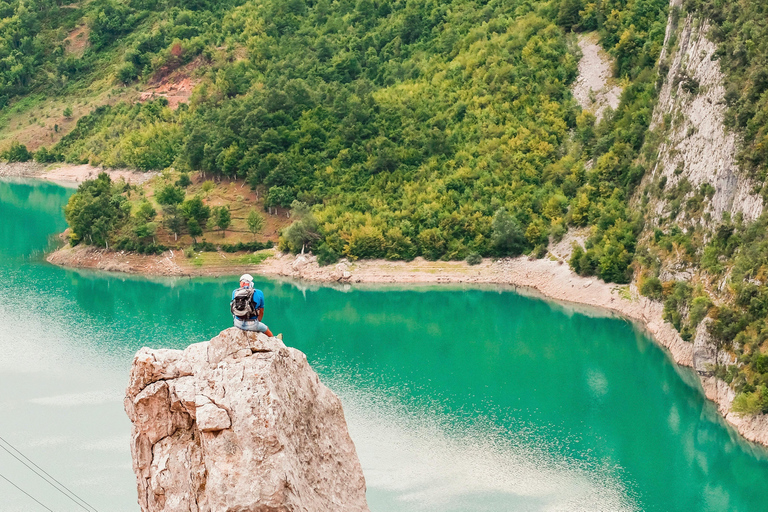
<box><xmin>2</xmin><ymin>178</ymin><xmax>768</xmax><ymax>511</ymax></box>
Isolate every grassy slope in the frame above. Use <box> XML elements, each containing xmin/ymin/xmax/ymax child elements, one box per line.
<box><xmin>117</xmin><ymin>169</ymin><xmax>291</xmax><ymax>249</ymax></box>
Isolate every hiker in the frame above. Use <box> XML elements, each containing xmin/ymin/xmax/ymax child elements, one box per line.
<box><xmin>231</xmin><ymin>274</ymin><xmax>274</xmax><ymax>336</ymax></box>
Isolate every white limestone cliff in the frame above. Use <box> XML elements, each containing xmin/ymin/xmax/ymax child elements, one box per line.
<box><xmin>642</xmin><ymin>4</ymin><xmax>763</xmax><ymax>226</ymax></box>
<box><xmin>124</xmin><ymin>328</ymin><xmax>369</xmax><ymax>512</ymax></box>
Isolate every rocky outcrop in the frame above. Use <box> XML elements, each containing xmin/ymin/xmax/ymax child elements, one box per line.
<box><xmin>642</xmin><ymin>4</ymin><xmax>763</xmax><ymax>225</ymax></box>
<box><xmin>692</xmin><ymin>318</ymin><xmax>737</xmax><ymax>376</ymax></box>
<box><xmin>124</xmin><ymin>328</ymin><xmax>369</xmax><ymax>512</ymax></box>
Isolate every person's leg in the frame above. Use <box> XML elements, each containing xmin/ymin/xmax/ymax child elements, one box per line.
<box><xmin>234</xmin><ymin>317</ymin><xmax>273</xmax><ymax>336</ymax></box>
<box><xmin>252</xmin><ymin>319</ymin><xmax>273</xmax><ymax>337</ymax></box>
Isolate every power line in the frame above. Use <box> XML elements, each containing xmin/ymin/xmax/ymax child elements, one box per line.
<box><xmin>0</xmin><ymin>435</ymin><xmax>99</xmax><ymax>512</ymax></box>
<box><xmin>0</xmin><ymin>470</ymin><xmax>55</xmax><ymax>512</ymax></box>
<box><xmin>0</xmin><ymin>436</ymin><xmax>98</xmax><ymax>512</ymax></box>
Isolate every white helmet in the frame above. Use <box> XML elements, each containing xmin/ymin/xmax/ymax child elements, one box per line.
<box><xmin>239</xmin><ymin>273</ymin><xmax>254</xmax><ymax>284</ymax></box>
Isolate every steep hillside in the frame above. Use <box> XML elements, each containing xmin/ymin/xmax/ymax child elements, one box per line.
<box><xmin>630</xmin><ymin>0</ymin><xmax>768</xmax><ymax>415</ymax></box>
<box><xmin>3</xmin><ymin>0</ymin><xmax>669</xmax><ymax>279</ymax></box>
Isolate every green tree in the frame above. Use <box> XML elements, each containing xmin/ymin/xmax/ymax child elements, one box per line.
<box><xmin>33</xmin><ymin>146</ymin><xmax>61</xmax><ymax>164</ymax></box>
<box><xmin>247</xmin><ymin>210</ymin><xmax>264</xmax><ymax>238</ymax></box>
<box><xmin>216</xmin><ymin>206</ymin><xmax>231</xmax><ymax>236</ymax></box>
<box><xmin>346</xmin><ymin>225</ymin><xmax>386</xmax><ymax>259</ymax></box>
<box><xmin>134</xmin><ymin>221</ymin><xmax>157</xmax><ymax>241</ymax></box>
<box><xmin>187</xmin><ymin>218</ymin><xmax>202</xmax><ymax>243</ymax></box>
<box><xmin>557</xmin><ymin>0</ymin><xmax>582</xmax><ymax>31</ymax></box>
<box><xmin>492</xmin><ymin>208</ymin><xmax>525</xmax><ymax>256</ymax></box>
<box><xmin>176</xmin><ymin>173</ymin><xmax>192</xmax><ymax>188</ymax></box>
<box><xmin>1</xmin><ymin>141</ymin><xmax>32</xmax><ymax>162</ymax></box>
<box><xmin>64</xmin><ymin>173</ymin><xmax>128</xmax><ymax>248</ymax></box>
<box><xmin>266</xmin><ymin>186</ymin><xmax>295</xmax><ymax>208</ymax></box>
<box><xmin>418</xmin><ymin>228</ymin><xmax>445</xmax><ymax>261</ymax></box>
<box><xmin>155</xmin><ymin>184</ymin><xmax>185</xmax><ymax>206</ymax></box>
<box><xmin>181</xmin><ymin>195</ymin><xmax>211</xmax><ymax>225</ymax></box>
<box><xmin>135</xmin><ymin>201</ymin><xmax>156</xmax><ymax>223</ymax></box>
<box><xmin>165</xmin><ymin>210</ymin><xmax>185</xmax><ymax>241</ymax></box>
<box><xmin>281</xmin><ymin>201</ymin><xmax>319</xmax><ymax>254</ymax></box>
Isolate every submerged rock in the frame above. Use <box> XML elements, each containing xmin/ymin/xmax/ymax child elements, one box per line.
<box><xmin>124</xmin><ymin>328</ymin><xmax>369</xmax><ymax>512</ymax></box>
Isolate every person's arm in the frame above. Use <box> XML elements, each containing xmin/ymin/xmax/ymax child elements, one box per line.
<box><xmin>254</xmin><ymin>290</ymin><xmax>265</xmax><ymax>321</ymax></box>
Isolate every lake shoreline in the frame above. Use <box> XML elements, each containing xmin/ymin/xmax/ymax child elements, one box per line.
<box><xmin>0</xmin><ymin>161</ymin><xmax>156</xmax><ymax>187</ymax></box>
<box><xmin>44</xmin><ymin>242</ymin><xmax>768</xmax><ymax>449</ymax></box>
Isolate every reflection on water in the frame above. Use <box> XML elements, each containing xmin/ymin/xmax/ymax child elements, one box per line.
<box><xmin>334</xmin><ymin>381</ymin><xmax>637</xmax><ymax>512</ymax></box>
<box><xmin>3</xmin><ymin>179</ymin><xmax>768</xmax><ymax>512</ymax></box>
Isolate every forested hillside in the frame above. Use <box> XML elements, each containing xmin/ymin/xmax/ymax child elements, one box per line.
<box><xmin>5</xmin><ymin>0</ymin><xmax>768</xmax><ymax>421</ymax></box>
<box><xmin>2</xmin><ymin>0</ymin><xmax>668</xmax><ymax>280</ymax></box>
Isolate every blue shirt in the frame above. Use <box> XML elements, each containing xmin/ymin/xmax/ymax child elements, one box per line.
<box><xmin>231</xmin><ymin>287</ymin><xmax>265</xmax><ymax>318</ymax></box>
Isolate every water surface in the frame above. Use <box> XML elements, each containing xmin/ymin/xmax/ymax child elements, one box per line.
<box><xmin>1</xmin><ymin>179</ymin><xmax>767</xmax><ymax>511</ymax></box>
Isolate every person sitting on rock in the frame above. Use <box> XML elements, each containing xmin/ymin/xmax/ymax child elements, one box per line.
<box><xmin>231</xmin><ymin>274</ymin><xmax>274</xmax><ymax>336</ymax></box>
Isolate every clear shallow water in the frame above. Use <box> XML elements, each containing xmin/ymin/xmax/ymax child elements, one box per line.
<box><xmin>1</xmin><ymin>179</ymin><xmax>768</xmax><ymax>511</ymax></box>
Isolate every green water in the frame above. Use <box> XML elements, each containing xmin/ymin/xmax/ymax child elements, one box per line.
<box><xmin>2</xmin><ymin>179</ymin><xmax>768</xmax><ymax>512</ymax></box>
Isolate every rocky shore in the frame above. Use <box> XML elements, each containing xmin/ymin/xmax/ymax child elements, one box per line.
<box><xmin>0</xmin><ymin>161</ymin><xmax>155</xmax><ymax>186</ymax></box>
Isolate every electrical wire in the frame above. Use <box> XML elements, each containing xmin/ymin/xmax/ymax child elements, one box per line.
<box><xmin>0</xmin><ymin>435</ymin><xmax>99</xmax><ymax>512</ymax></box>
<box><xmin>0</xmin><ymin>470</ymin><xmax>56</xmax><ymax>512</ymax></box>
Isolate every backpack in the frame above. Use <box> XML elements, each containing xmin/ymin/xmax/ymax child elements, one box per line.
<box><xmin>231</xmin><ymin>287</ymin><xmax>256</xmax><ymax>319</ymax></box>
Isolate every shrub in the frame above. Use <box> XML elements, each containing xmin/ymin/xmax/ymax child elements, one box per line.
<box><xmin>418</xmin><ymin>228</ymin><xmax>445</xmax><ymax>261</ymax></box>
<box><xmin>176</xmin><ymin>173</ymin><xmax>192</xmax><ymax>188</ymax></box>
<box><xmin>466</xmin><ymin>251</ymin><xmax>482</xmax><ymax>265</ymax></box>
<box><xmin>1</xmin><ymin>141</ymin><xmax>32</xmax><ymax>162</ymax></box>
<box><xmin>346</xmin><ymin>225</ymin><xmax>386</xmax><ymax>260</ymax></box>
<box><xmin>640</xmin><ymin>276</ymin><xmax>663</xmax><ymax>300</ymax></box>
<box><xmin>117</xmin><ymin>62</ymin><xmax>139</xmax><ymax>84</ymax></box>
<box><xmin>384</xmin><ymin>227</ymin><xmax>415</xmax><ymax>260</ymax></box>
<box><xmin>192</xmin><ymin>241</ymin><xmax>217</xmax><ymax>252</ymax></box>
<box><xmin>316</xmin><ymin>242</ymin><xmax>340</xmax><ymax>266</ymax></box>
<box><xmin>689</xmin><ymin>296</ymin><xmax>712</xmax><ymax>326</ymax></box>
<box><xmin>732</xmin><ymin>386</ymin><xmax>768</xmax><ymax>415</ymax></box>
<box><xmin>34</xmin><ymin>146</ymin><xmax>62</xmax><ymax>163</ymax></box>
<box><xmin>220</xmin><ymin>241</ymin><xmax>273</xmax><ymax>252</ymax></box>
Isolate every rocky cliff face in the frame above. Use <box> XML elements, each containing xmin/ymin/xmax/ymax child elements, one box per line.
<box><xmin>633</xmin><ymin>0</ymin><xmax>768</xmax><ymax>443</ymax></box>
<box><xmin>124</xmin><ymin>328</ymin><xmax>369</xmax><ymax>512</ymax></box>
<box><xmin>641</xmin><ymin>2</ymin><xmax>763</xmax><ymax>226</ymax></box>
